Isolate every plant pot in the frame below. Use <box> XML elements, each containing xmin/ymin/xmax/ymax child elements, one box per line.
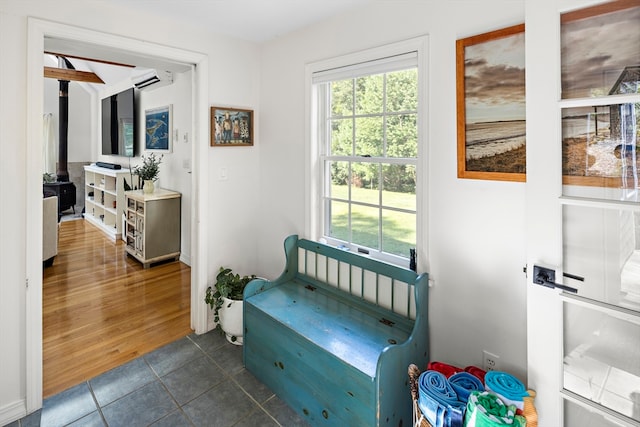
<box><xmin>143</xmin><ymin>180</ymin><xmax>155</xmax><ymax>194</ymax></box>
<box><xmin>218</xmin><ymin>297</ymin><xmax>243</xmax><ymax>345</ymax></box>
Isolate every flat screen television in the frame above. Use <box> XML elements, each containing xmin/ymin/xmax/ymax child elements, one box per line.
<box><xmin>101</xmin><ymin>87</ymin><xmax>136</xmax><ymax>157</ymax></box>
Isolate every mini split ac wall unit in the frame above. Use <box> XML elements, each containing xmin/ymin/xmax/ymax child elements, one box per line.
<box><xmin>132</xmin><ymin>69</ymin><xmax>173</xmax><ymax>90</ymax></box>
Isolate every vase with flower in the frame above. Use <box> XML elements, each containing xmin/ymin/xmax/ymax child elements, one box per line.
<box><xmin>133</xmin><ymin>153</ymin><xmax>163</xmax><ymax>193</ymax></box>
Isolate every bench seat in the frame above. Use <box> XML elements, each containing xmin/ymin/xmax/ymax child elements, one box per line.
<box><xmin>246</xmin><ymin>279</ymin><xmax>412</xmax><ymax>378</ymax></box>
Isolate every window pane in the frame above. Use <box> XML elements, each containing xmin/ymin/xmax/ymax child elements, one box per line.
<box><xmin>331</xmin><ymin>118</ymin><xmax>353</xmax><ymax>156</ymax></box>
<box><xmin>562</xmin><ymin>103</ymin><xmax>639</xmax><ymax>195</ymax></box>
<box><xmin>355</xmin><ymin>74</ymin><xmax>383</xmax><ymax>115</ymax></box>
<box><xmin>563</xmin><ymin>204</ymin><xmax>640</xmax><ymax>312</ymax></box>
<box><xmin>564</xmin><ymin>399</ymin><xmax>629</xmax><ymax>427</ymax></box>
<box><xmin>382</xmin><ymin>210</ymin><xmax>415</xmax><ymax>257</ymax></box>
<box><xmin>351</xmin><ymin>204</ymin><xmax>380</xmax><ymax>250</ymax></box>
<box><xmin>563</xmin><ymin>302</ymin><xmax>640</xmax><ymax>422</ymax></box>
<box><xmin>328</xmin><ymin>200</ymin><xmax>349</xmax><ymax>242</ymax></box>
<box><xmin>387</xmin><ymin>114</ymin><xmax>417</xmax><ymax>158</ymax></box>
<box><xmin>386</xmin><ymin>69</ymin><xmax>418</xmax><ymax>112</ymax></box>
<box><xmin>328</xmin><ymin>162</ymin><xmax>349</xmax><ymax>196</ymax></box>
<box><xmin>382</xmin><ymin>164</ymin><xmax>416</xmax><ymax>210</ymax></box>
<box><xmin>561</xmin><ymin>5</ymin><xmax>640</xmax><ymax>99</ymax></box>
<box><xmin>351</xmin><ymin>162</ymin><xmax>379</xmax><ymax>204</ymax></box>
<box><xmin>331</xmin><ymin>80</ymin><xmax>353</xmax><ymax>116</ymax></box>
<box><xmin>355</xmin><ymin>116</ymin><xmax>383</xmax><ymax>156</ymax></box>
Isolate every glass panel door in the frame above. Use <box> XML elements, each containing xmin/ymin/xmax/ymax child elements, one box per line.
<box><xmin>560</xmin><ymin>2</ymin><xmax>640</xmax><ymax>425</ymax></box>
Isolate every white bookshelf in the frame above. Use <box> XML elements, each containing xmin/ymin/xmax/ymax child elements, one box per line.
<box><xmin>84</xmin><ymin>164</ymin><xmax>131</xmax><ymax>240</ymax></box>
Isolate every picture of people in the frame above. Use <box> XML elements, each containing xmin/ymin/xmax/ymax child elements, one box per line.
<box><xmin>210</xmin><ymin>107</ymin><xmax>253</xmax><ymax>146</ymax></box>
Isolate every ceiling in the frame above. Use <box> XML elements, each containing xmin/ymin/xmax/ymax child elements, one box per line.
<box><xmin>100</xmin><ymin>0</ymin><xmax>372</xmax><ymax>43</ymax></box>
<box><xmin>45</xmin><ymin>0</ymin><xmax>371</xmax><ymax>89</ymax></box>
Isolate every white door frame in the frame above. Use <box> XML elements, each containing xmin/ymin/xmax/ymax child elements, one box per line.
<box><xmin>25</xmin><ymin>18</ymin><xmax>210</xmax><ymax>412</ymax></box>
<box><xmin>525</xmin><ymin>0</ymin><xmax>564</xmax><ymax>424</ymax></box>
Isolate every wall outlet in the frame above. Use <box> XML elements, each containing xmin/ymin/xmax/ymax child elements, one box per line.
<box><xmin>483</xmin><ymin>350</ymin><xmax>500</xmax><ymax>372</ymax></box>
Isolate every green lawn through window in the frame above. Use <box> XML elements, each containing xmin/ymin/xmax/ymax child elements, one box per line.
<box><xmin>329</xmin><ymin>185</ymin><xmax>416</xmax><ymax>257</ymax></box>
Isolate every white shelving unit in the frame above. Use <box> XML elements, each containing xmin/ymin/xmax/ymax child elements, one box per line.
<box><xmin>84</xmin><ymin>164</ymin><xmax>131</xmax><ymax>240</ymax></box>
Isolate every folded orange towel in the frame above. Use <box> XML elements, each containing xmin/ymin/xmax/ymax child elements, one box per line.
<box><xmin>523</xmin><ymin>389</ymin><xmax>538</xmax><ymax>427</ymax></box>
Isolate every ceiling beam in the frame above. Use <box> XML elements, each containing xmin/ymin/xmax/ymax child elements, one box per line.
<box><xmin>44</xmin><ymin>66</ymin><xmax>105</xmax><ymax>84</ymax></box>
<box><xmin>45</xmin><ymin>50</ymin><xmax>135</xmax><ymax>68</ymax></box>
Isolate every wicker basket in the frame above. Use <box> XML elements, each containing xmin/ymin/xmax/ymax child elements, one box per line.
<box><xmin>408</xmin><ymin>364</ymin><xmax>433</xmax><ymax>427</ymax></box>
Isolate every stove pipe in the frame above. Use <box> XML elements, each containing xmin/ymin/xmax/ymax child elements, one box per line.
<box><xmin>57</xmin><ymin>79</ymin><xmax>69</xmax><ymax>182</ymax></box>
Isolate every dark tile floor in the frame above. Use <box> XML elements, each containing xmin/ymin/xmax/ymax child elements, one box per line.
<box><xmin>7</xmin><ymin>330</ymin><xmax>310</xmax><ymax>427</ymax></box>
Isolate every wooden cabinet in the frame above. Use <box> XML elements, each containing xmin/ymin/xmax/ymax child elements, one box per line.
<box><xmin>84</xmin><ymin>165</ymin><xmax>130</xmax><ymax>240</ymax></box>
<box><xmin>124</xmin><ymin>189</ymin><xmax>181</xmax><ymax>268</ymax></box>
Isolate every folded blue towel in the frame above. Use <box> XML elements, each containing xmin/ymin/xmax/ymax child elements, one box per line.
<box><xmin>418</xmin><ymin>370</ymin><xmax>465</xmax><ymax>427</ymax></box>
<box><xmin>484</xmin><ymin>371</ymin><xmax>528</xmax><ymax>410</ymax></box>
<box><xmin>449</xmin><ymin>371</ymin><xmax>484</xmax><ymax>401</ymax></box>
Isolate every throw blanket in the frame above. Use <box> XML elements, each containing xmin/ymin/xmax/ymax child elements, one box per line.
<box><xmin>464</xmin><ymin>391</ymin><xmax>521</xmax><ymax>427</ymax></box>
<box><xmin>464</xmin><ymin>366</ymin><xmax>487</xmax><ymax>383</ymax></box>
<box><xmin>428</xmin><ymin>361</ymin><xmax>463</xmax><ymax>378</ymax></box>
<box><xmin>418</xmin><ymin>370</ymin><xmax>466</xmax><ymax>427</ymax></box>
<box><xmin>450</xmin><ymin>372</ymin><xmax>485</xmax><ymax>401</ymax></box>
<box><xmin>484</xmin><ymin>371</ymin><xmax>528</xmax><ymax>411</ymax></box>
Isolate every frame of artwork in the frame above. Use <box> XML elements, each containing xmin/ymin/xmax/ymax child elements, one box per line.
<box><xmin>456</xmin><ymin>24</ymin><xmax>526</xmax><ymax>182</ymax></box>
<box><xmin>145</xmin><ymin>105</ymin><xmax>172</xmax><ymax>152</ymax></box>
<box><xmin>210</xmin><ymin>106</ymin><xmax>254</xmax><ymax>147</ymax></box>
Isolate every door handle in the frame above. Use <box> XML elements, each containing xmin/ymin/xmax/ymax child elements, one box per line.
<box><xmin>533</xmin><ymin>265</ymin><xmax>578</xmax><ymax>293</ymax></box>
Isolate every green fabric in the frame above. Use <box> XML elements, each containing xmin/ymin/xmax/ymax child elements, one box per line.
<box><xmin>464</xmin><ymin>391</ymin><xmax>518</xmax><ymax>427</ymax></box>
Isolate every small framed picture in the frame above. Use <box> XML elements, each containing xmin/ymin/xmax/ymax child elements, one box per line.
<box><xmin>210</xmin><ymin>106</ymin><xmax>253</xmax><ymax>147</ymax></box>
<box><xmin>145</xmin><ymin>105</ymin><xmax>172</xmax><ymax>152</ymax></box>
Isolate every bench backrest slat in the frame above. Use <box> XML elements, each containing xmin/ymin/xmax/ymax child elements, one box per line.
<box><xmin>296</xmin><ymin>238</ymin><xmax>418</xmax><ymax>322</ymax></box>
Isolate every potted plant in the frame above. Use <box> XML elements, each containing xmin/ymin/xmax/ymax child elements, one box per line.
<box><xmin>133</xmin><ymin>153</ymin><xmax>163</xmax><ymax>193</ymax></box>
<box><xmin>43</xmin><ymin>172</ymin><xmax>56</xmax><ymax>183</ymax></box>
<box><xmin>205</xmin><ymin>267</ymin><xmax>256</xmax><ymax>345</ymax></box>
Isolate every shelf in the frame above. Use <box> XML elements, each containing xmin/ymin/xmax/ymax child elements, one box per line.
<box><xmin>86</xmin><ymin>184</ymin><xmax>117</xmax><ymax>197</ymax></box>
<box><xmin>84</xmin><ymin>165</ymin><xmax>131</xmax><ymax>241</ymax></box>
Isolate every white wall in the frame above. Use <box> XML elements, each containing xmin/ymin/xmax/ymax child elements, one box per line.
<box><xmin>135</xmin><ymin>70</ymin><xmax>194</xmax><ymax>263</ymax></box>
<box><xmin>43</xmin><ymin>78</ymin><xmax>93</xmax><ymax>164</ymax></box>
<box><xmin>257</xmin><ymin>1</ymin><xmax>528</xmax><ymax>381</ymax></box>
<box><xmin>0</xmin><ymin>0</ymin><xmax>260</xmax><ymax>423</ymax></box>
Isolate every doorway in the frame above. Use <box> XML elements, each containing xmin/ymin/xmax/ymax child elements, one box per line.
<box><xmin>26</xmin><ymin>18</ymin><xmax>209</xmax><ymax>412</ymax></box>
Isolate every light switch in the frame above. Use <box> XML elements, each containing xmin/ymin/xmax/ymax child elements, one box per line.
<box><xmin>219</xmin><ymin>167</ymin><xmax>228</xmax><ymax>181</ymax></box>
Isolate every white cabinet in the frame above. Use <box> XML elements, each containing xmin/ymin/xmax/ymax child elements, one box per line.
<box><xmin>84</xmin><ymin>165</ymin><xmax>131</xmax><ymax>240</ymax></box>
<box><xmin>125</xmin><ymin>189</ymin><xmax>181</xmax><ymax>268</ymax></box>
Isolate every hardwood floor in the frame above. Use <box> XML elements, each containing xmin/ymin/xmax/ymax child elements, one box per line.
<box><xmin>42</xmin><ymin>219</ymin><xmax>192</xmax><ymax>398</ymax></box>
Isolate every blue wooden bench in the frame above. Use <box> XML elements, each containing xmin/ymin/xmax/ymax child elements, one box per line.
<box><xmin>243</xmin><ymin>235</ymin><xmax>429</xmax><ymax>426</ymax></box>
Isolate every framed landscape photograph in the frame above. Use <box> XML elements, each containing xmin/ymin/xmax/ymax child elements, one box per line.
<box><xmin>145</xmin><ymin>105</ymin><xmax>172</xmax><ymax>152</ymax></box>
<box><xmin>210</xmin><ymin>106</ymin><xmax>254</xmax><ymax>147</ymax></box>
<box><xmin>456</xmin><ymin>24</ymin><xmax>526</xmax><ymax>182</ymax></box>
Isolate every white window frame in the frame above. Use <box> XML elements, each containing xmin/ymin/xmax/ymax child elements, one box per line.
<box><xmin>305</xmin><ymin>36</ymin><xmax>429</xmax><ymax>268</ymax></box>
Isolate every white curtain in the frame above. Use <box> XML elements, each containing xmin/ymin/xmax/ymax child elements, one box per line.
<box><xmin>43</xmin><ymin>113</ymin><xmax>56</xmax><ymax>175</ymax></box>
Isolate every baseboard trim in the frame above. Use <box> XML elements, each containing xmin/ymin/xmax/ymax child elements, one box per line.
<box><xmin>0</xmin><ymin>399</ymin><xmax>26</xmax><ymax>426</ymax></box>
<box><xmin>179</xmin><ymin>253</ymin><xmax>191</xmax><ymax>266</ymax></box>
